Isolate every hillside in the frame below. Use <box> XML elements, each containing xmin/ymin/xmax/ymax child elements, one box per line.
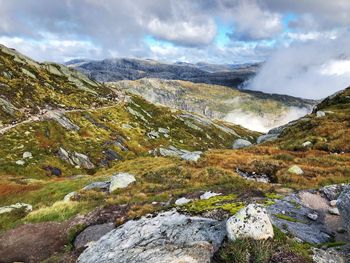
<box><xmin>110</xmin><ymin>78</ymin><xmax>315</xmax><ymax>132</ymax></box>
<box><xmin>0</xmin><ymin>45</ymin><xmax>120</xmax><ymax>128</ymax></box>
<box><xmin>66</xmin><ymin>58</ymin><xmax>260</xmax><ymax>88</ymax></box>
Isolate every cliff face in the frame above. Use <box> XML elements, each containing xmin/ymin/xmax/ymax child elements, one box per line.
<box><xmin>109</xmin><ymin>78</ymin><xmax>316</xmax><ymax>132</ymax></box>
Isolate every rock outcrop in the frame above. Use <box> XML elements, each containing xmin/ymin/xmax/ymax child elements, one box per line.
<box><xmin>337</xmin><ymin>186</ymin><xmax>350</xmax><ymax>231</ymax></box>
<box><xmin>109</xmin><ymin>173</ymin><xmax>136</xmax><ymax>192</ymax></box>
<box><xmin>77</xmin><ymin>211</ymin><xmax>226</xmax><ymax>263</ymax></box>
<box><xmin>232</xmin><ymin>139</ymin><xmax>252</xmax><ymax>149</ymax></box>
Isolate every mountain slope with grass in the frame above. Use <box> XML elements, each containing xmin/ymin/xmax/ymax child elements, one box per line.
<box><xmin>0</xmin><ymin>44</ymin><xmax>349</xmax><ymax>263</ymax></box>
<box><xmin>109</xmin><ymin>78</ymin><xmax>316</xmax><ymax>132</ymax></box>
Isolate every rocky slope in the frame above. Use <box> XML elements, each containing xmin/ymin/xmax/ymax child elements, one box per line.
<box><xmin>109</xmin><ymin>78</ymin><xmax>316</xmax><ymax>132</ymax></box>
<box><xmin>66</xmin><ymin>58</ymin><xmax>260</xmax><ymax>88</ymax></box>
<box><xmin>0</xmin><ymin>44</ymin><xmax>349</xmax><ymax>263</ymax></box>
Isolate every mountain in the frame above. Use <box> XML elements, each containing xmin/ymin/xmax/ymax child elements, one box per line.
<box><xmin>110</xmin><ymin>78</ymin><xmax>316</xmax><ymax>132</ymax></box>
<box><xmin>66</xmin><ymin>58</ymin><xmax>260</xmax><ymax>88</ymax></box>
<box><xmin>0</xmin><ymin>44</ymin><xmax>349</xmax><ymax>263</ymax></box>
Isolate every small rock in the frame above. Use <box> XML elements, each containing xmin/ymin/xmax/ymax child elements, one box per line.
<box><xmin>0</xmin><ymin>203</ymin><xmax>32</xmax><ymax>215</ymax></box>
<box><xmin>147</xmin><ymin>130</ymin><xmax>159</xmax><ymax>139</ymax></box>
<box><xmin>336</xmin><ymin>227</ymin><xmax>347</xmax><ymax>234</ymax></box>
<box><xmin>158</xmin><ymin>127</ymin><xmax>169</xmax><ymax>134</ymax></box>
<box><xmin>175</xmin><ymin>197</ymin><xmax>192</xmax><ymax>205</ymax></box>
<box><xmin>109</xmin><ymin>173</ymin><xmax>136</xmax><ymax>193</ymax></box>
<box><xmin>288</xmin><ymin>165</ymin><xmax>304</xmax><ymax>175</ymax></box>
<box><xmin>200</xmin><ymin>191</ymin><xmax>221</xmax><ymax>200</ymax></box>
<box><xmin>316</xmin><ymin>111</ymin><xmax>326</xmax><ymax>118</ymax></box>
<box><xmin>15</xmin><ymin>160</ymin><xmax>25</xmax><ymax>165</ymax></box>
<box><xmin>232</xmin><ymin>139</ymin><xmax>252</xmax><ymax>149</ymax></box>
<box><xmin>63</xmin><ymin>192</ymin><xmax>77</xmax><ymax>202</ymax></box>
<box><xmin>22</xmin><ymin>152</ymin><xmax>32</xmax><ymax>159</ymax></box>
<box><xmin>328</xmin><ymin>207</ymin><xmax>340</xmax><ymax>215</ymax></box>
<box><xmin>226</xmin><ymin>204</ymin><xmax>274</xmax><ymax>241</ymax></box>
<box><xmin>122</xmin><ymin>123</ymin><xmax>133</xmax><ymax>129</ymax></box>
<box><xmin>307</xmin><ymin>212</ymin><xmax>318</xmax><ymax>221</ymax></box>
<box><xmin>329</xmin><ymin>200</ymin><xmax>337</xmax><ymax>207</ymax></box>
<box><xmin>302</xmin><ymin>141</ymin><xmax>312</xmax><ymax>147</ymax></box>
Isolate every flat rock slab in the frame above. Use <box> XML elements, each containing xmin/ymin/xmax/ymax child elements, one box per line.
<box><xmin>77</xmin><ymin>210</ymin><xmax>226</xmax><ymax>263</ymax></box>
<box><xmin>267</xmin><ymin>194</ymin><xmax>331</xmax><ymax>244</ymax></box>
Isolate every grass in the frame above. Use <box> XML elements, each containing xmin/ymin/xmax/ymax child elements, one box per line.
<box><xmin>214</xmin><ymin>226</ymin><xmax>312</xmax><ymax>263</ymax></box>
<box><xmin>274</xmin><ymin>214</ymin><xmax>306</xmax><ymax>223</ymax></box>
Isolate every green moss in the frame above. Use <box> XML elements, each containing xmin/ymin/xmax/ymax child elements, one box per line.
<box><xmin>264</xmin><ymin>192</ymin><xmax>283</xmax><ymax>200</ymax></box>
<box><xmin>181</xmin><ymin>194</ymin><xmax>244</xmax><ymax>215</ymax></box>
<box><xmin>274</xmin><ymin>214</ymin><xmax>305</xmax><ymax>223</ymax></box>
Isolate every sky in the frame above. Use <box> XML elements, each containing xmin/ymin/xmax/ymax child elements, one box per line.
<box><xmin>0</xmin><ymin>0</ymin><xmax>350</xmax><ymax>99</ymax></box>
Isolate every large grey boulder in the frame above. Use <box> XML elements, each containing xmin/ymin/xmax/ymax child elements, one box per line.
<box><xmin>337</xmin><ymin>186</ymin><xmax>350</xmax><ymax>231</ymax></box>
<box><xmin>109</xmin><ymin>173</ymin><xmax>136</xmax><ymax>193</ymax></box>
<box><xmin>226</xmin><ymin>204</ymin><xmax>274</xmax><ymax>241</ymax></box>
<box><xmin>288</xmin><ymin>165</ymin><xmax>304</xmax><ymax>175</ymax></box>
<box><xmin>77</xmin><ymin>211</ymin><xmax>226</xmax><ymax>263</ymax></box>
<box><xmin>232</xmin><ymin>139</ymin><xmax>252</xmax><ymax>149</ymax></box>
<box><xmin>74</xmin><ymin>223</ymin><xmax>115</xmax><ymax>251</ymax></box>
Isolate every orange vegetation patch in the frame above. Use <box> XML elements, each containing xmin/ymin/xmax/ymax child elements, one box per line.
<box><xmin>0</xmin><ymin>184</ymin><xmax>41</xmax><ymax>197</ymax></box>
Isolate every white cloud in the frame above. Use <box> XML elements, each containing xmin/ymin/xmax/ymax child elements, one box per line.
<box><xmin>248</xmin><ymin>32</ymin><xmax>350</xmax><ymax>99</ymax></box>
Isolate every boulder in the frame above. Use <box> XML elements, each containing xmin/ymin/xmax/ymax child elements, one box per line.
<box><xmin>15</xmin><ymin>160</ymin><xmax>25</xmax><ymax>165</ymax></box>
<box><xmin>83</xmin><ymin>181</ymin><xmax>110</xmax><ymax>192</ymax></box>
<box><xmin>288</xmin><ymin>165</ymin><xmax>304</xmax><ymax>175</ymax></box>
<box><xmin>147</xmin><ymin>130</ymin><xmax>160</xmax><ymax>139</ymax></box>
<box><xmin>302</xmin><ymin>141</ymin><xmax>312</xmax><ymax>147</ymax></box>
<box><xmin>72</xmin><ymin>152</ymin><xmax>95</xmax><ymax>169</ymax></box>
<box><xmin>77</xmin><ymin>211</ymin><xmax>226</xmax><ymax>263</ymax></box>
<box><xmin>232</xmin><ymin>139</ymin><xmax>252</xmax><ymax>149</ymax></box>
<box><xmin>63</xmin><ymin>192</ymin><xmax>77</xmax><ymax>202</ymax></box>
<box><xmin>312</xmin><ymin>248</ymin><xmax>346</xmax><ymax>263</ymax></box>
<box><xmin>329</xmin><ymin>200</ymin><xmax>337</xmax><ymax>207</ymax></box>
<box><xmin>181</xmin><ymin>151</ymin><xmax>202</xmax><ymax>162</ymax></box>
<box><xmin>226</xmin><ymin>204</ymin><xmax>274</xmax><ymax>241</ymax></box>
<box><xmin>316</xmin><ymin>111</ymin><xmax>326</xmax><ymax>118</ymax></box>
<box><xmin>175</xmin><ymin>197</ymin><xmax>192</xmax><ymax>205</ymax></box>
<box><xmin>257</xmin><ymin>134</ymin><xmax>278</xmax><ymax>144</ymax></box>
<box><xmin>109</xmin><ymin>173</ymin><xmax>136</xmax><ymax>193</ymax></box>
<box><xmin>337</xmin><ymin>186</ymin><xmax>350</xmax><ymax>231</ymax></box>
<box><xmin>307</xmin><ymin>212</ymin><xmax>318</xmax><ymax>221</ymax></box>
<box><xmin>200</xmin><ymin>191</ymin><xmax>221</xmax><ymax>200</ymax></box>
<box><xmin>320</xmin><ymin>184</ymin><xmax>349</xmax><ymax>201</ymax></box>
<box><xmin>74</xmin><ymin>223</ymin><xmax>115</xmax><ymax>251</ymax></box>
<box><xmin>0</xmin><ymin>203</ymin><xmax>32</xmax><ymax>215</ymax></box>
<box><xmin>328</xmin><ymin>207</ymin><xmax>340</xmax><ymax>215</ymax></box>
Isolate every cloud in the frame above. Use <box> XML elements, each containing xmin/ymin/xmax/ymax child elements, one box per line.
<box><xmin>248</xmin><ymin>31</ymin><xmax>350</xmax><ymax>99</ymax></box>
<box><xmin>227</xmin><ymin>0</ymin><xmax>283</xmax><ymax>41</ymax></box>
<box><xmin>223</xmin><ymin>107</ymin><xmax>310</xmax><ymax>132</ymax></box>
